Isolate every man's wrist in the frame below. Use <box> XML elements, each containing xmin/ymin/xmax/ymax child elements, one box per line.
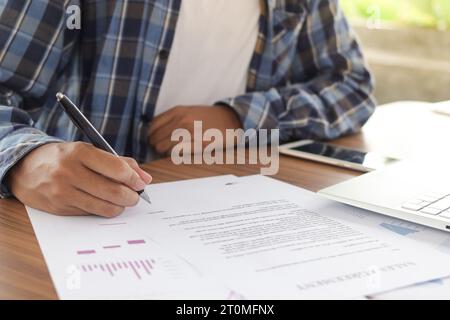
<box><xmin>4</xmin><ymin>141</ymin><xmax>62</xmax><ymax>198</ymax></box>
<box><xmin>215</xmin><ymin>103</ymin><xmax>243</xmax><ymax>129</ymax></box>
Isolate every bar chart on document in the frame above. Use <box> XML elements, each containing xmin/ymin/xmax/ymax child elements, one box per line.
<box><xmin>75</xmin><ymin>237</ymin><xmax>164</xmax><ymax>282</ymax></box>
<box><xmin>27</xmin><ymin>205</ymin><xmax>229</xmax><ymax>299</ymax></box>
<box><xmin>60</xmin><ymin>230</ymin><xmax>204</xmax><ymax>299</ymax></box>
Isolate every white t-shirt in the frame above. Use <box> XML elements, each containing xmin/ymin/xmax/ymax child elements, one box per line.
<box><xmin>154</xmin><ymin>0</ymin><xmax>260</xmax><ymax>116</ymax></box>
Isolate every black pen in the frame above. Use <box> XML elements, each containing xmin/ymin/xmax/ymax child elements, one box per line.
<box><xmin>56</xmin><ymin>92</ymin><xmax>151</xmax><ymax>204</ymax></box>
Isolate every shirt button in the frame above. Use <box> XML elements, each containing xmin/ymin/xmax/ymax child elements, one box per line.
<box><xmin>158</xmin><ymin>49</ymin><xmax>170</xmax><ymax>60</ymax></box>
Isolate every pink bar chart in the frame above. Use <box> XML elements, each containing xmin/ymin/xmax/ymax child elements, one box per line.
<box><xmin>79</xmin><ymin>259</ymin><xmax>156</xmax><ymax>280</ymax></box>
<box><xmin>77</xmin><ymin>250</ymin><xmax>96</xmax><ymax>255</ymax></box>
<box><xmin>127</xmin><ymin>239</ymin><xmax>146</xmax><ymax>245</ymax></box>
<box><xmin>76</xmin><ymin>239</ymin><xmax>146</xmax><ymax>255</ymax></box>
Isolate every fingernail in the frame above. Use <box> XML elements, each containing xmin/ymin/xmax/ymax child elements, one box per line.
<box><xmin>135</xmin><ymin>177</ymin><xmax>146</xmax><ymax>190</ymax></box>
<box><xmin>142</xmin><ymin>171</ymin><xmax>152</xmax><ymax>184</ymax></box>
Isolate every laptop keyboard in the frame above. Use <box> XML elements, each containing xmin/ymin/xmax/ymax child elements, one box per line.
<box><xmin>402</xmin><ymin>192</ymin><xmax>450</xmax><ymax>218</ymax></box>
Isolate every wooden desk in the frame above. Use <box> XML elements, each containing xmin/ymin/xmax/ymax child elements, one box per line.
<box><xmin>0</xmin><ymin>102</ymin><xmax>448</xmax><ymax>299</ymax></box>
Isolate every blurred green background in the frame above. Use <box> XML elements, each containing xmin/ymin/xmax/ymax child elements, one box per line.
<box><xmin>340</xmin><ymin>0</ymin><xmax>450</xmax><ymax>30</ymax></box>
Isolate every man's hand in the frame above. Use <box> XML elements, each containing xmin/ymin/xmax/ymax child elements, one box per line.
<box><xmin>148</xmin><ymin>105</ymin><xmax>242</xmax><ymax>155</ymax></box>
<box><xmin>8</xmin><ymin>142</ymin><xmax>152</xmax><ymax>217</ymax></box>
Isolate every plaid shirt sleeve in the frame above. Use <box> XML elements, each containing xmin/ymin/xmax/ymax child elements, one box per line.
<box><xmin>0</xmin><ymin>0</ymin><xmax>375</xmax><ymax>198</ymax></box>
<box><xmin>219</xmin><ymin>0</ymin><xmax>376</xmax><ymax>143</ymax></box>
<box><xmin>0</xmin><ymin>1</ymin><xmax>70</xmax><ymax>197</ymax></box>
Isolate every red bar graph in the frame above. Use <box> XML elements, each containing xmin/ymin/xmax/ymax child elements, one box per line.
<box><xmin>79</xmin><ymin>259</ymin><xmax>156</xmax><ymax>280</ymax></box>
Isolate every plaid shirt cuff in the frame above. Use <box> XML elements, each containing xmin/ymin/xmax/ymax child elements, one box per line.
<box><xmin>0</xmin><ymin>132</ymin><xmax>63</xmax><ymax>198</ymax></box>
<box><xmin>217</xmin><ymin>89</ymin><xmax>281</xmax><ymax>132</ymax></box>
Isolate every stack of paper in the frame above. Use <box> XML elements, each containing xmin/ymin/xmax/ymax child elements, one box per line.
<box><xmin>27</xmin><ymin>175</ymin><xmax>450</xmax><ymax>299</ymax></box>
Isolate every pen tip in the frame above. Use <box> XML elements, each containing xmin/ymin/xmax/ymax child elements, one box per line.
<box><xmin>140</xmin><ymin>191</ymin><xmax>152</xmax><ymax>205</ymax></box>
<box><xmin>56</xmin><ymin>92</ymin><xmax>64</xmax><ymax>101</ymax></box>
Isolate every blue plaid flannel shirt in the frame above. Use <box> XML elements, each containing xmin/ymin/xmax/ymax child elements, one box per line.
<box><xmin>0</xmin><ymin>0</ymin><xmax>376</xmax><ymax>197</ymax></box>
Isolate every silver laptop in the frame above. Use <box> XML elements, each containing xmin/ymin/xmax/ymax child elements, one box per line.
<box><xmin>318</xmin><ymin>160</ymin><xmax>450</xmax><ymax>232</ymax></box>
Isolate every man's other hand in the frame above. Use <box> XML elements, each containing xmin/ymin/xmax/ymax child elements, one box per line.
<box><xmin>148</xmin><ymin>105</ymin><xmax>242</xmax><ymax>155</ymax></box>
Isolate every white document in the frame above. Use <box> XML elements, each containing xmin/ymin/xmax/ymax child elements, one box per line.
<box><xmin>27</xmin><ymin>174</ymin><xmax>450</xmax><ymax>299</ymax></box>
<box><xmin>327</xmin><ymin>207</ymin><xmax>450</xmax><ymax>299</ymax></box>
<box><xmin>128</xmin><ymin>175</ymin><xmax>450</xmax><ymax>299</ymax></box>
<box><xmin>27</xmin><ymin>175</ymin><xmax>238</xmax><ymax>300</ymax></box>
<box><xmin>370</xmin><ymin>277</ymin><xmax>450</xmax><ymax>300</ymax></box>
<box><xmin>433</xmin><ymin>101</ymin><xmax>450</xmax><ymax>117</ymax></box>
